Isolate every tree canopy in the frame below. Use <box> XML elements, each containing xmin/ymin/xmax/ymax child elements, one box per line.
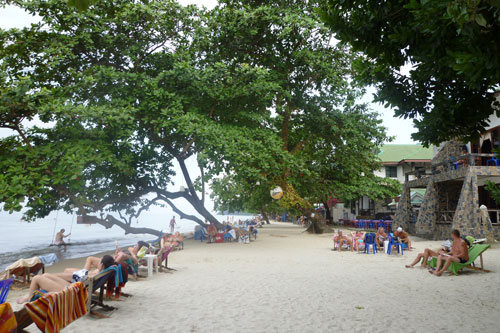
<box><xmin>0</xmin><ymin>0</ymin><xmax>400</xmax><ymax>235</ymax></box>
<box><xmin>203</xmin><ymin>0</ymin><xmax>401</xmax><ymax>229</ymax></box>
<box><xmin>319</xmin><ymin>0</ymin><xmax>500</xmax><ymax>145</ymax></box>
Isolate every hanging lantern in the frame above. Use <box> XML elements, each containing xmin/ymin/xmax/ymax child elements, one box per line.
<box><xmin>270</xmin><ymin>186</ymin><xmax>283</xmax><ymax>199</ymax></box>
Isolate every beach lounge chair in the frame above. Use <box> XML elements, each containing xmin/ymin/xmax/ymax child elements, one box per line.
<box><xmin>0</xmin><ymin>279</ymin><xmax>14</xmax><ymax>304</ymax></box>
<box><xmin>85</xmin><ymin>267</ymin><xmax>119</xmax><ymax>313</ymax></box>
<box><xmin>159</xmin><ymin>246</ymin><xmax>175</xmax><ymax>270</ymax></box>
<box><xmin>428</xmin><ymin>244</ymin><xmax>491</xmax><ymax>275</ymax></box>
<box><xmin>15</xmin><ymin>282</ymin><xmax>88</xmax><ymax>332</ymax></box>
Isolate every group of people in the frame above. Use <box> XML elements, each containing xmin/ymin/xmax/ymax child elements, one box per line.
<box><xmin>332</xmin><ymin>227</ymin><xmax>412</xmax><ymax>252</ymax></box>
<box><xmin>406</xmin><ymin>229</ymin><xmax>469</xmax><ymax>277</ymax></box>
<box><xmin>16</xmin><ymin>254</ymin><xmax>117</xmax><ymax>304</ymax></box>
<box><xmin>333</xmin><ymin>225</ymin><xmax>471</xmax><ymax>277</ymax></box>
<box><xmin>17</xmin><ymin>228</ymin><xmax>185</xmax><ymax>304</ymax></box>
<box><xmin>201</xmin><ymin>220</ymin><xmax>258</xmax><ymax>243</ymax></box>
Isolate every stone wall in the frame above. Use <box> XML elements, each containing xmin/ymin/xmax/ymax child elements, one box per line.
<box><xmin>395</xmin><ymin>140</ymin><xmax>500</xmax><ymax>240</ymax></box>
<box><xmin>394</xmin><ymin>184</ymin><xmax>411</xmax><ymax>231</ymax></box>
<box><xmin>414</xmin><ymin>182</ymin><xmax>438</xmax><ymax>238</ymax></box>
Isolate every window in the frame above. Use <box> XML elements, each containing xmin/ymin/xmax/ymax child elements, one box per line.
<box><xmin>385</xmin><ymin>166</ymin><xmax>398</xmax><ymax>178</ymax></box>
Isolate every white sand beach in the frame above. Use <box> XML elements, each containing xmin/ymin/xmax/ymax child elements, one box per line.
<box><xmin>7</xmin><ymin>222</ymin><xmax>500</xmax><ymax>332</ymax></box>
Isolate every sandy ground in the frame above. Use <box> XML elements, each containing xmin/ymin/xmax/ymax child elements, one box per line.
<box><xmin>6</xmin><ymin>222</ymin><xmax>500</xmax><ymax>333</ymax></box>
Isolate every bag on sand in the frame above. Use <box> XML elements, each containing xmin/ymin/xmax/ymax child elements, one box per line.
<box><xmin>239</xmin><ymin>235</ymin><xmax>250</xmax><ymax>244</ymax></box>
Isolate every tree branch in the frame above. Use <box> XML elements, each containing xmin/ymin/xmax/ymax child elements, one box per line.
<box><xmin>158</xmin><ymin>195</ymin><xmax>207</xmax><ymax>227</ymax></box>
<box><xmin>82</xmin><ymin>214</ymin><xmax>162</xmax><ymax>237</ymax></box>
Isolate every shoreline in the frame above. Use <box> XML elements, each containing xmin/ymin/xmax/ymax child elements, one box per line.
<box><xmin>5</xmin><ymin>222</ymin><xmax>500</xmax><ymax>332</ymax></box>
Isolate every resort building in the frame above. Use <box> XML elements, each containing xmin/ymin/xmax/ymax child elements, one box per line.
<box><xmin>339</xmin><ymin>144</ymin><xmax>433</xmax><ymax>220</ymax></box>
<box><xmin>394</xmin><ymin>113</ymin><xmax>500</xmax><ymax>241</ymax></box>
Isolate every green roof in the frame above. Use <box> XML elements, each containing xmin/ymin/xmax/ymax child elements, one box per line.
<box><xmin>378</xmin><ymin>144</ymin><xmax>434</xmax><ymax>163</ymax></box>
<box><xmin>411</xmin><ymin>188</ymin><xmax>427</xmax><ymax>196</ymax></box>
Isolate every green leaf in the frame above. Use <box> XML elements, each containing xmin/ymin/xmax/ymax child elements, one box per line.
<box><xmin>475</xmin><ymin>14</ymin><xmax>487</xmax><ymax>27</ymax></box>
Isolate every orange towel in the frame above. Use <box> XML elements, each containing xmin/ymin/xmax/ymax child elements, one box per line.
<box><xmin>0</xmin><ymin>303</ymin><xmax>17</xmax><ymax>333</ymax></box>
<box><xmin>25</xmin><ymin>282</ymin><xmax>88</xmax><ymax>333</ymax></box>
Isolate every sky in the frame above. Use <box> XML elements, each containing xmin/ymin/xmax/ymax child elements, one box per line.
<box><xmin>0</xmin><ymin>1</ymin><xmax>417</xmax><ymax>228</ymax></box>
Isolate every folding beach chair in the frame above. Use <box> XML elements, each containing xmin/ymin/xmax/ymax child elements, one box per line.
<box><xmin>428</xmin><ymin>244</ymin><xmax>491</xmax><ymax>275</ymax></box>
<box><xmin>0</xmin><ymin>279</ymin><xmax>14</xmax><ymax>304</ymax></box>
<box><xmin>85</xmin><ymin>269</ymin><xmax>117</xmax><ymax>313</ymax></box>
<box><xmin>15</xmin><ymin>282</ymin><xmax>88</xmax><ymax>332</ymax></box>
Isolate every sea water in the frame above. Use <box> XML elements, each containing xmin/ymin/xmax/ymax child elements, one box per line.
<box><xmin>0</xmin><ymin>209</ymin><xmax>253</xmax><ymax>271</ymax></box>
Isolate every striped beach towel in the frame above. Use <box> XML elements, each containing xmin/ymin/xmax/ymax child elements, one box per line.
<box><xmin>0</xmin><ymin>303</ymin><xmax>17</xmax><ymax>333</ymax></box>
<box><xmin>25</xmin><ymin>282</ymin><xmax>88</xmax><ymax>333</ymax></box>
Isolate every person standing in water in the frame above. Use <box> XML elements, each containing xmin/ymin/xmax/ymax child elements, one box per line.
<box><xmin>169</xmin><ymin>216</ymin><xmax>176</xmax><ymax>233</ymax></box>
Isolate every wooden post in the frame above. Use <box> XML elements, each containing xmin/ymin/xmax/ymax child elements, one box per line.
<box><xmin>86</xmin><ymin>279</ymin><xmax>93</xmax><ymax>316</ymax></box>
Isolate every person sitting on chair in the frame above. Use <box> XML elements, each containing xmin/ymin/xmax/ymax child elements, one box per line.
<box><xmin>405</xmin><ymin>247</ymin><xmax>448</xmax><ymax>268</ymax></box>
<box><xmin>351</xmin><ymin>230</ymin><xmax>365</xmax><ymax>252</ymax></box>
<box><xmin>375</xmin><ymin>227</ymin><xmax>388</xmax><ymax>250</ymax></box>
<box><xmin>394</xmin><ymin>227</ymin><xmax>412</xmax><ymax>251</ymax></box>
<box><xmin>431</xmin><ymin>229</ymin><xmax>469</xmax><ymax>276</ymax></box>
<box><xmin>55</xmin><ymin>228</ymin><xmax>71</xmax><ymax>246</ymax></box>
<box><xmin>16</xmin><ymin>255</ymin><xmax>115</xmax><ymax>304</ymax></box>
<box><xmin>333</xmin><ymin>230</ymin><xmax>352</xmax><ymax>252</ymax></box>
<box><xmin>207</xmin><ymin>222</ymin><xmax>217</xmax><ymax>243</ymax></box>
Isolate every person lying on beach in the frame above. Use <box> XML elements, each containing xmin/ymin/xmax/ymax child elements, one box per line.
<box><xmin>430</xmin><ymin>229</ymin><xmax>469</xmax><ymax>276</ymax></box>
<box><xmin>351</xmin><ymin>231</ymin><xmax>365</xmax><ymax>252</ymax></box>
<box><xmin>375</xmin><ymin>227</ymin><xmax>387</xmax><ymax>249</ymax></box>
<box><xmin>128</xmin><ymin>241</ymin><xmax>151</xmax><ymax>260</ymax></box>
<box><xmin>394</xmin><ymin>227</ymin><xmax>412</xmax><ymax>251</ymax></box>
<box><xmin>333</xmin><ymin>230</ymin><xmax>352</xmax><ymax>252</ymax></box>
<box><xmin>16</xmin><ymin>255</ymin><xmax>115</xmax><ymax>304</ymax></box>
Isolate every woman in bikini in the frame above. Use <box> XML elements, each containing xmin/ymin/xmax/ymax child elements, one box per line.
<box><xmin>17</xmin><ymin>255</ymin><xmax>115</xmax><ymax>304</ymax></box>
<box><xmin>351</xmin><ymin>230</ymin><xmax>365</xmax><ymax>252</ymax></box>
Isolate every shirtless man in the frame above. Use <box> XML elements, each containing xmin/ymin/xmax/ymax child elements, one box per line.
<box><xmin>169</xmin><ymin>216</ymin><xmax>176</xmax><ymax>234</ymax></box>
<box><xmin>55</xmin><ymin>228</ymin><xmax>70</xmax><ymax>246</ymax></box>
<box><xmin>394</xmin><ymin>227</ymin><xmax>412</xmax><ymax>251</ymax></box>
<box><xmin>333</xmin><ymin>230</ymin><xmax>352</xmax><ymax>252</ymax></box>
<box><xmin>375</xmin><ymin>227</ymin><xmax>387</xmax><ymax>250</ymax></box>
<box><xmin>431</xmin><ymin>229</ymin><xmax>469</xmax><ymax>276</ymax></box>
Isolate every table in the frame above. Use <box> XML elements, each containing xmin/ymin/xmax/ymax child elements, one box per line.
<box><xmin>144</xmin><ymin>254</ymin><xmax>159</xmax><ymax>278</ymax></box>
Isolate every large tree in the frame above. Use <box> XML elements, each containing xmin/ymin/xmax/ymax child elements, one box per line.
<box><xmin>319</xmin><ymin>0</ymin><xmax>500</xmax><ymax>145</ymax></box>
<box><xmin>201</xmin><ymin>0</ymin><xmax>401</xmax><ymax>232</ymax></box>
<box><xmin>0</xmin><ymin>0</ymin><xmax>280</xmax><ymax>234</ymax></box>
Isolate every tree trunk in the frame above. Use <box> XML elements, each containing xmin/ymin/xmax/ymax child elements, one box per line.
<box><xmin>261</xmin><ymin>209</ymin><xmax>271</xmax><ymax>224</ymax></box>
<box><xmin>323</xmin><ymin>201</ymin><xmax>332</xmax><ymax>225</ymax></box>
<box><xmin>177</xmin><ymin>157</ymin><xmax>223</xmax><ymax>229</ymax></box>
<box><xmin>303</xmin><ymin>209</ymin><xmax>327</xmax><ymax>234</ymax></box>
